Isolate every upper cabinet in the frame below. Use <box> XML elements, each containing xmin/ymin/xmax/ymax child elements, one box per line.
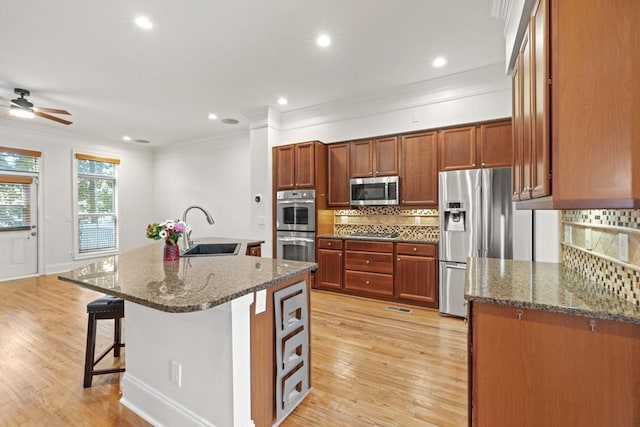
<box><xmin>400</xmin><ymin>131</ymin><xmax>438</xmax><ymax>207</ymax></box>
<box><xmin>438</xmin><ymin>126</ymin><xmax>477</xmax><ymax>171</ymax></box>
<box><xmin>327</xmin><ymin>143</ymin><xmax>351</xmax><ymax>207</ymax></box>
<box><xmin>273</xmin><ymin>141</ymin><xmax>328</xmax><ymax>205</ymax></box>
<box><xmin>513</xmin><ymin>0</ymin><xmax>639</xmax><ymax>208</ymax></box>
<box><xmin>439</xmin><ymin>121</ymin><xmax>512</xmax><ymax>172</ymax></box>
<box><xmin>350</xmin><ymin>136</ymin><xmax>399</xmax><ymax>178</ymax></box>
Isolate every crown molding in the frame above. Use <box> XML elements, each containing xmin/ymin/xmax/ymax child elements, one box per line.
<box><xmin>279</xmin><ymin>63</ymin><xmax>509</xmax><ymax>132</ymax></box>
<box><xmin>491</xmin><ymin>0</ymin><xmax>511</xmax><ymax>21</ymax></box>
<box><xmin>244</xmin><ymin>106</ymin><xmax>282</xmax><ymax>131</ymax></box>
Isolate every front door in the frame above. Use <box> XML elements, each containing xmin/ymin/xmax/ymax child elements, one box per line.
<box><xmin>0</xmin><ymin>177</ymin><xmax>38</xmax><ymax>280</ymax></box>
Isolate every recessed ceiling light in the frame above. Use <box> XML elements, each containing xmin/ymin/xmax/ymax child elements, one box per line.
<box><xmin>135</xmin><ymin>16</ymin><xmax>153</xmax><ymax>30</ymax></box>
<box><xmin>432</xmin><ymin>56</ymin><xmax>447</xmax><ymax>68</ymax></box>
<box><xmin>122</xmin><ymin>136</ymin><xmax>132</xmax><ymax>141</ymax></box>
<box><xmin>316</xmin><ymin>34</ymin><xmax>331</xmax><ymax>47</ymax></box>
<box><xmin>208</xmin><ymin>113</ymin><xmax>218</xmax><ymax>120</ymax></box>
<box><xmin>221</xmin><ymin>118</ymin><xmax>239</xmax><ymax>125</ymax></box>
<box><xmin>278</xmin><ymin>97</ymin><xmax>288</xmax><ymax>106</ymax></box>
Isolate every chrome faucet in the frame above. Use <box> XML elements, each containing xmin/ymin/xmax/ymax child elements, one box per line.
<box><xmin>182</xmin><ymin>205</ymin><xmax>215</xmax><ymax>249</ymax></box>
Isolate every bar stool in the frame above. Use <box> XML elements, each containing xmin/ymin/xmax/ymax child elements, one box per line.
<box><xmin>83</xmin><ymin>295</ymin><xmax>125</xmax><ymax>388</ymax></box>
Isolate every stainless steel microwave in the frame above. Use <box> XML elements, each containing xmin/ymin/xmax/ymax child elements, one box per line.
<box><xmin>350</xmin><ymin>176</ymin><xmax>399</xmax><ymax>206</ymax></box>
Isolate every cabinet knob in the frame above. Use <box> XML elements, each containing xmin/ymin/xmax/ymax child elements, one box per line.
<box><xmin>366</xmin><ymin>260</ymin><xmax>370</xmax><ymax>264</ymax></box>
<box><xmin>328</xmin><ymin>242</ymin><xmax>332</xmax><ymax>246</ymax></box>
<box><xmin>376</xmin><ymin>171</ymin><xmax>379</xmax><ymax>174</ymax></box>
<box><xmin>482</xmin><ymin>162</ymin><xmax>486</xmax><ymax>166</ymax></box>
<box><xmin>397</xmin><ymin>257</ymin><xmax>400</xmax><ymax>261</ymax></box>
<box><xmin>366</xmin><ymin>280</ymin><xmax>370</xmax><ymax>285</ymax></box>
<box><xmin>413</xmin><ymin>247</ymin><xmax>417</xmax><ymax>252</ymax></box>
<box><xmin>369</xmin><ymin>172</ymin><xmax>373</xmax><ymax>175</ymax></box>
<box><xmin>339</xmin><ymin>253</ymin><xmax>342</xmax><ymax>257</ymax></box>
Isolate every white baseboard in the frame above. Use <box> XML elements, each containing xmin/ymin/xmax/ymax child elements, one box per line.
<box><xmin>120</xmin><ymin>372</ymin><xmax>217</xmax><ymax>427</ymax></box>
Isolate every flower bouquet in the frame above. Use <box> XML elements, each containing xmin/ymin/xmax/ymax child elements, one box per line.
<box><xmin>146</xmin><ymin>219</ymin><xmax>190</xmax><ymax>261</ymax></box>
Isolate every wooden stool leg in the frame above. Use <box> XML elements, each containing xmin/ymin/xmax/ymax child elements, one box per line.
<box><xmin>114</xmin><ymin>317</ymin><xmax>122</xmax><ymax>358</ymax></box>
<box><xmin>84</xmin><ymin>313</ymin><xmax>97</xmax><ymax>388</ymax></box>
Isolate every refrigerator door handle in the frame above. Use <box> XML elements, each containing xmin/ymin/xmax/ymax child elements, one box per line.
<box><xmin>475</xmin><ymin>181</ymin><xmax>482</xmax><ymax>257</ymax></box>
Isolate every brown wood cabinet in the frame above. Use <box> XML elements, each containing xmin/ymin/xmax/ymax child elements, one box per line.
<box><xmin>246</xmin><ymin>243</ymin><xmax>262</xmax><ymax>257</ymax></box>
<box><xmin>439</xmin><ymin>126</ymin><xmax>477</xmax><ymax>171</ymax></box>
<box><xmin>316</xmin><ymin>238</ymin><xmax>343</xmax><ymax>290</ymax></box>
<box><xmin>400</xmin><ymin>131</ymin><xmax>438</xmax><ymax>207</ymax></box>
<box><xmin>477</xmin><ymin>120</ymin><xmax>512</xmax><ymax>169</ymax></box>
<box><xmin>273</xmin><ymin>141</ymin><xmax>327</xmax><ymax>194</ymax></box>
<box><xmin>350</xmin><ymin>136</ymin><xmax>399</xmax><ymax>178</ymax></box>
<box><xmin>469</xmin><ymin>302</ymin><xmax>640</xmax><ymax>426</ymax></box>
<box><xmin>344</xmin><ymin>240</ymin><xmax>394</xmax><ymax>297</ymax></box>
<box><xmin>327</xmin><ymin>143</ymin><xmax>350</xmax><ymax>207</ymax></box>
<box><xmin>440</xmin><ymin>121</ymin><xmax>512</xmax><ymax>173</ymax></box>
<box><xmin>394</xmin><ymin>243</ymin><xmax>437</xmax><ymax>309</ymax></box>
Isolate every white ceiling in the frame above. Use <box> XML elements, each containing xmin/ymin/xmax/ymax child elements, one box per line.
<box><xmin>0</xmin><ymin>0</ymin><xmax>506</xmax><ymax>147</ymax></box>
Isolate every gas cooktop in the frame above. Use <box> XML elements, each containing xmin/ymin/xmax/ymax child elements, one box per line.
<box><xmin>348</xmin><ymin>232</ymin><xmax>400</xmax><ymax>238</ymax></box>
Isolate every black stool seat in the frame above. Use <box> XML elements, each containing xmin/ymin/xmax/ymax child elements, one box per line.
<box><xmin>84</xmin><ymin>295</ymin><xmax>125</xmax><ymax>388</ymax></box>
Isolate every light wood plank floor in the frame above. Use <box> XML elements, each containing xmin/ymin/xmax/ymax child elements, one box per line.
<box><xmin>0</xmin><ymin>275</ymin><xmax>467</xmax><ymax>426</ymax></box>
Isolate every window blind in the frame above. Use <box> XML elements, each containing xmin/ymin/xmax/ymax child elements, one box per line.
<box><xmin>0</xmin><ymin>146</ymin><xmax>41</xmax><ymax>173</ymax></box>
<box><xmin>0</xmin><ymin>177</ymin><xmax>33</xmax><ymax>231</ymax></box>
<box><xmin>76</xmin><ymin>156</ymin><xmax>118</xmax><ymax>253</ymax></box>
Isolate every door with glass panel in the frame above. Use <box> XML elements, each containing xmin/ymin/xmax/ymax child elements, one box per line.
<box><xmin>0</xmin><ymin>176</ymin><xmax>38</xmax><ymax>280</ymax></box>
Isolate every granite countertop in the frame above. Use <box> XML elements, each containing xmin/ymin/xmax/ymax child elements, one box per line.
<box><xmin>465</xmin><ymin>257</ymin><xmax>640</xmax><ymax>324</ymax></box>
<box><xmin>316</xmin><ymin>234</ymin><xmax>439</xmax><ymax>244</ymax></box>
<box><xmin>58</xmin><ymin>239</ymin><xmax>316</xmax><ymax>314</ymax></box>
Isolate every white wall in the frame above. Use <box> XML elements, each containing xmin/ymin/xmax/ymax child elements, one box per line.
<box><xmin>153</xmin><ymin>132</ymin><xmax>252</xmax><ymax>244</ymax></box>
<box><xmin>534</xmin><ymin>210</ymin><xmax>561</xmax><ymax>262</ymax></box>
<box><xmin>0</xmin><ymin>122</ymin><xmax>155</xmax><ymax>274</ymax></box>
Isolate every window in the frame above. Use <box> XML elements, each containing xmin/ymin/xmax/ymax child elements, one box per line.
<box><xmin>0</xmin><ymin>147</ymin><xmax>40</xmax><ymax>232</ymax></box>
<box><xmin>75</xmin><ymin>153</ymin><xmax>120</xmax><ymax>254</ymax></box>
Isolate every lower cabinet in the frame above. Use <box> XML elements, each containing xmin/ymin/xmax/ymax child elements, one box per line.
<box><xmin>315</xmin><ymin>239</ymin><xmax>343</xmax><ymax>289</ymax></box>
<box><xmin>316</xmin><ymin>238</ymin><xmax>438</xmax><ymax>309</ymax></box>
<box><xmin>469</xmin><ymin>302</ymin><xmax>640</xmax><ymax>427</ymax></box>
<box><xmin>394</xmin><ymin>243</ymin><xmax>438</xmax><ymax>309</ymax></box>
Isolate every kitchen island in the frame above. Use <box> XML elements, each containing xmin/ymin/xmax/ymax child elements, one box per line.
<box><xmin>465</xmin><ymin>258</ymin><xmax>640</xmax><ymax>427</ymax></box>
<box><xmin>58</xmin><ymin>239</ymin><xmax>316</xmax><ymax>427</ymax></box>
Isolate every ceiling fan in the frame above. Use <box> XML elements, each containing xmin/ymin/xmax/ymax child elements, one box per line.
<box><xmin>0</xmin><ymin>88</ymin><xmax>72</xmax><ymax>125</ymax></box>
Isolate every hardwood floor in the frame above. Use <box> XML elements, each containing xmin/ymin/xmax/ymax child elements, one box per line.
<box><xmin>0</xmin><ymin>275</ymin><xmax>467</xmax><ymax>426</ymax></box>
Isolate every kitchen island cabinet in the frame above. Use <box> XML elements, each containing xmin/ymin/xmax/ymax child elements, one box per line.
<box><xmin>466</xmin><ymin>258</ymin><xmax>640</xmax><ymax>427</ymax></box>
<box><xmin>59</xmin><ymin>240</ymin><xmax>315</xmax><ymax>427</ymax></box>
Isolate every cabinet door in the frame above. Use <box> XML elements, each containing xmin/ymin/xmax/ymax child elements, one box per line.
<box><xmin>317</xmin><ymin>248</ymin><xmax>343</xmax><ymax>289</ymax></box>
<box><xmin>512</xmin><ymin>61</ymin><xmax>523</xmax><ymax>201</ymax></box>
<box><xmin>350</xmin><ymin>140</ymin><xmax>374</xmax><ymax>178</ymax></box>
<box><xmin>327</xmin><ymin>143</ymin><xmax>351</xmax><ymax>207</ymax></box>
<box><xmin>478</xmin><ymin>120</ymin><xmax>513</xmax><ymax>168</ymax></box>
<box><xmin>520</xmin><ymin>29</ymin><xmax>533</xmax><ymax>200</ymax></box>
<box><xmin>531</xmin><ymin>0</ymin><xmax>550</xmax><ymax>199</ymax></box>
<box><xmin>374</xmin><ymin>136</ymin><xmax>399</xmax><ymax>176</ymax></box>
<box><xmin>294</xmin><ymin>142</ymin><xmax>315</xmax><ymax>189</ymax></box>
<box><xmin>439</xmin><ymin>126</ymin><xmax>477</xmax><ymax>171</ymax></box>
<box><xmin>275</xmin><ymin>145</ymin><xmax>296</xmax><ymax>190</ymax></box>
<box><xmin>400</xmin><ymin>131</ymin><xmax>438</xmax><ymax>207</ymax></box>
<box><xmin>394</xmin><ymin>255</ymin><xmax>437</xmax><ymax>306</ymax></box>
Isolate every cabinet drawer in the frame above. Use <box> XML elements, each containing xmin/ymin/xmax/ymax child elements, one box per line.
<box><xmin>396</xmin><ymin>243</ymin><xmax>436</xmax><ymax>257</ymax></box>
<box><xmin>317</xmin><ymin>239</ymin><xmax>343</xmax><ymax>250</ymax></box>
<box><xmin>345</xmin><ymin>251</ymin><xmax>393</xmax><ymax>274</ymax></box>
<box><xmin>345</xmin><ymin>240</ymin><xmax>393</xmax><ymax>253</ymax></box>
<box><xmin>344</xmin><ymin>271</ymin><xmax>393</xmax><ymax>296</ymax></box>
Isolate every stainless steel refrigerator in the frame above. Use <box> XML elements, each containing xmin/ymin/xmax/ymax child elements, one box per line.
<box><xmin>438</xmin><ymin>167</ymin><xmax>513</xmax><ymax>317</ymax></box>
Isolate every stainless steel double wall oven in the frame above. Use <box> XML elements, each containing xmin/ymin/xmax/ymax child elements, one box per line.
<box><xmin>276</xmin><ymin>190</ymin><xmax>316</xmax><ymax>262</ymax></box>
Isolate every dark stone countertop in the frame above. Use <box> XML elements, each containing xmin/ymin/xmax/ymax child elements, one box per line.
<box><xmin>58</xmin><ymin>239</ymin><xmax>316</xmax><ymax>313</ymax></box>
<box><xmin>465</xmin><ymin>257</ymin><xmax>640</xmax><ymax>324</ymax></box>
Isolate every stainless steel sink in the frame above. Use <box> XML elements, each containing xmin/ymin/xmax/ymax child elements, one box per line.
<box><xmin>181</xmin><ymin>243</ymin><xmax>240</xmax><ymax>257</ymax></box>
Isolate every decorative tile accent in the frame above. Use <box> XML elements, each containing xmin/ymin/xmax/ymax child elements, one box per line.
<box><xmin>332</xmin><ymin>207</ymin><xmax>439</xmax><ymax>241</ymax></box>
<box><xmin>561</xmin><ymin>209</ymin><xmax>640</xmax><ymax>305</ymax></box>
<box><xmin>562</xmin><ymin>246</ymin><xmax>640</xmax><ymax>306</ymax></box>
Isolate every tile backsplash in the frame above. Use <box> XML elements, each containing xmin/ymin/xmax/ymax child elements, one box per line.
<box><xmin>561</xmin><ymin>209</ymin><xmax>640</xmax><ymax>305</ymax></box>
<box><xmin>333</xmin><ymin>207</ymin><xmax>439</xmax><ymax>240</ymax></box>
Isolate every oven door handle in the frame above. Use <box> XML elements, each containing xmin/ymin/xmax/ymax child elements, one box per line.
<box><xmin>278</xmin><ymin>237</ymin><xmax>315</xmax><ymax>243</ymax></box>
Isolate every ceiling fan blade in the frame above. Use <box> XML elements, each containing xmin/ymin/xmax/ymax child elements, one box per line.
<box><xmin>0</xmin><ymin>95</ymin><xmax>20</xmax><ymax>107</ymax></box>
<box><xmin>34</xmin><ymin>106</ymin><xmax>71</xmax><ymax>115</ymax></box>
<box><xmin>34</xmin><ymin>111</ymin><xmax>73</xmax><ymax>125</ymax></box>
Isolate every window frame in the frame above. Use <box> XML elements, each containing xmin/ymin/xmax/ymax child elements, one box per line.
<box><xmin>73</xmin><ymin>152</ymin><xmax>120</xmax><ymax>259</ymax></box>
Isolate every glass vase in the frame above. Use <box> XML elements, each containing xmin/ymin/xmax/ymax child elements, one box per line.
<box><xmin>163</xmin><ymin>243</ymin><xmax>180</xmax><ymax>262</ymax></box>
